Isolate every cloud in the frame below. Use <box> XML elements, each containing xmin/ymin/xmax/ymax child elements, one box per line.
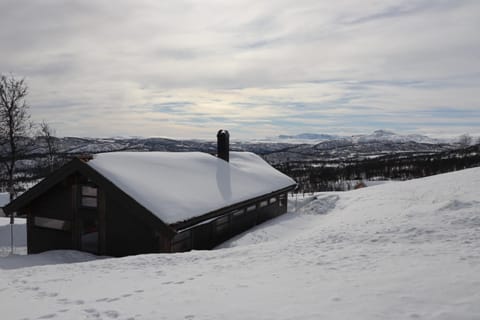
<box><xmin>0</xmin><ymin>0</ymin><xmax>479</xmax><ymax>139</ymax></box>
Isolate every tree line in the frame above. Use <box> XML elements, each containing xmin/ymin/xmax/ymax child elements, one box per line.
<box><xmin>274</xmin><ymin>144</ymin><xmax>480</xmax><ymax>194</ymax></box>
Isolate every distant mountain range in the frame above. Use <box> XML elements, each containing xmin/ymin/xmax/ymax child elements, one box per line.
<box><xmin>3</xmin><ymin>130</ymin><xmax>465</xmax><ymax>170</ymax></box>
<box><xmin>276</xmin><ymin>130</ymin><xmax>444</xmax><ymax>145</ymax></box>
<box><xmin>3</xmin><ymin>130</ymin><xmax>477</xmax><ymax>193</ymax></box>
<box><xmin>25</xmin><ymin>130</ymin><xmax>455</xmax><ymax>164</ymax></box>
<box><xmin>277</xmin><ymin>133</ymin><xmax>340</xmax><ymax>141</ymax></box>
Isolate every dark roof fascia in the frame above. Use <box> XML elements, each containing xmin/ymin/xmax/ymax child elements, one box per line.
<box><xmin>4</xmin><ymin>158</ymin><xmax>85</xmax><ymax>214</ymax></box>
<box><xmin>171</xmin><ymin>184</ymin><xmax>296</xmax><ymax>232</ymax></box>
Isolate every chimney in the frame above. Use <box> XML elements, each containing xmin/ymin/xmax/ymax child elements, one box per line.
<box><xmin>217</xmin><ymin>129</ymin><xmax>230</xmax><ymax>162</ymax></box>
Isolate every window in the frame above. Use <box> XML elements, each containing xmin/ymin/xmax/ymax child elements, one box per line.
<box><xmin>34</xmin><ymin>217</ymin><xmax>71</xmax><ymax>231</ymax></box>
<box><xmin>172</xmin><ymin>230</ymin><xmax>191</xmax><ymax>252</ymax></box>
<box><xmin>259</xmin><ymin>200</ymin><xmax>268</xmax><ymax>208</ymax></box>
<box><xmin>215</xmin><ymin>215</ymin><xmax>230</xmax><ymax>236</ymax></box>
<box><xmin>81</xmin><ymin>185</ymin><xmax>98</xmax><ymax>208</ymax></box>
<box><xmin>232</xmin><ymin>209</ymin><xmax>244</xmax><ymax>217</ymax></box>
<box><xmin>269</xmin><ymin>197</ymin><xmax>277</xmax><ymax>204</ymax></box>
<box><xmin>173</xmin><ymin>230</ymin><xmax>190</xmax><ymax>242</ymax></box>
<box><xmin>216</xmin><ymin>216</ymin><xmax>229</xmax><ymax>225</ymax></box>
<box><xmin>246</xmin><ymin>205</ymin><xmax>256</xmax><ymax>212</ymax></box>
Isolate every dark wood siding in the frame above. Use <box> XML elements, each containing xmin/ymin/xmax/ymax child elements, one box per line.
<box><xmin>104</xmin><ymin>194</ymin><xmax>166</xmax><ymax>256</ymax></box>
<box><xmin>171</xmin><ymin>192</ymin><xmax>289</xmax><ymax>252</ymax></box>
<box><xmin>27</xmin><ymin>179</ymin><xmax>75</xmax><ymax>253</ymax></box>
<box><xmin>192</xmin><ymin>223</ymin><xmax>213</xmax><ymax>249</ymax></box>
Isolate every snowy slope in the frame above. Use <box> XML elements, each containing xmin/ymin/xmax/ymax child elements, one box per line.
<box><xmin>1</xmin><ymin>168</ymin><xmax>479</xmax><ymax>319</ymax></box>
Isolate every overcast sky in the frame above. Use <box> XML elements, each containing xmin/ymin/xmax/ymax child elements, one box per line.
<box><xmin>1</xmin><ymin>0</ymin><xmax>479</xmax><ymax>139</ymax></box>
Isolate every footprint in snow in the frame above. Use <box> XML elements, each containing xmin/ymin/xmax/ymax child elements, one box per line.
<box><xmin>57</xmin><ymin>298</ymin><xmax>84</xmax><ymax>305</ymax></box>
<box><xmin>83</xmin><ymin>308</ymin><xmax>101</xmax><ymax>318</ymax></box>
<box><xmin>104</xmin><ymin>310</ymin><xmax>120</xmax><ymax>318</ymax></box>
<box><xmin>95</xmin><ymin>297</ymin><xmax>109</xmax><ymax>302</ymax></box>
<box><xmin>37</xmin><ymin>314</ymin><xmax>57</xmax><ymax>319</ymax></box>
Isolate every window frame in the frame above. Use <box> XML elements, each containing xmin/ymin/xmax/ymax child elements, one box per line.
<box><xmin>232</xmin><ymin>209</ymin><xmax>245</xmax><ymax>217</ymax></box>
<box><xmin>34</xmin><ymin>216</ymin><xmax>71</xmax><ymax>231</ymax></box>
<box><xmin>80</xmin><ymin>185</ymin><xmax>98</xmax><ymax>208</ymax></box>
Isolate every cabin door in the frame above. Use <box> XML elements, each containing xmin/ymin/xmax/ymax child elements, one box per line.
<box><xmin>77</xmin><ymin>185</ymin><xmax>101</xmax><ymax>254</ymax></box>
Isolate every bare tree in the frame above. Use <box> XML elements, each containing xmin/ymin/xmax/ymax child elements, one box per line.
<box><xmin>458</xmin><ymin>133</ymin><xmax>472</xmax><ymax>148</ymax></box>
<box><xmin>38</xmin><ymin>121</ymin><xmax>58</xmax><ymax>173</ymax></box>
<box><xmin>0</xmin><ymin>74</ymin><xmax>32</xmax><ymax>201</ymax></box>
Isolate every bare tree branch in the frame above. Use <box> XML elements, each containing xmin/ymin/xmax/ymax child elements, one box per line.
<box><xmin>458</xmin><ymin>134</ymin><xmax>472</xmax><ymax>148</ymax></box>
<box><xmin>0</xmin><ymin>74</ymin><xmax>32</xmax><ymax>201</ymax></box>
<box><xmin>38</xmin><ymin>120</ymin><xmax>58</xmax><ymax>173</ymax></box>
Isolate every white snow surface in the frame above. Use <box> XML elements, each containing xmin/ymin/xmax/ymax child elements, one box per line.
<box><xmin>87</xmin><ymin>151</ymin><xmax>296</xmax><ymax>224</ymax></box>
<box><xmin>0</xmin><ymin>192</ymin><xmax>9</xmax><ymax>207</ymax></box>
<box><xmin>0</xmin><ymin>217</ymin><xmax>27</xmax><ymax>256</ymax></box>
<box><xmin>0</xmin><ymin>192</ymin><xmax>9</xmax><ymax>217</ymax></box>
<box><xmin>1</xmin><ymin>167</ymin><xmax>480</xmax><ymax>319</ymax></box>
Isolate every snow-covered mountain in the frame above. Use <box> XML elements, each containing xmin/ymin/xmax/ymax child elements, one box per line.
<box><xmin>277</xmin><ymin>133</ymin><xmax>340</xmax><ymax>142</ymax></box>
<box><xmin>258</xmin><ymin>130</ymin><xmax>453</xmax><ymax>162</ymax></box>
<box><xmin>1</xmin><ymin>168</ymin><xmax>479</xmax><ymax>319</ymax></box>
<box><xmin>9</xmin><ymin>130</ymin><xmax>454</xmax><ymax>162</ymax></box>
<box><xmin>352</xmin><ymin>129</ymin><xmax>443</xmax><ymax>144</ymax></box>
<box><xmin>276</xmin><ymin>130</ymin><xmax>444</xmax><ymax>144</ymax></box>
<box><xmin>55</xmin><ymin>132</ymin><xmax>454</xmax><ymax>161</ymax></box>
<box><xmin>33</xmin><ymin>130</ymin><xmax>445</xmax><ymax>155</ymax></box>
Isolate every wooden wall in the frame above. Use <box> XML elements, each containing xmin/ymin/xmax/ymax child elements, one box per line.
<box><xmin>104</xmin><ymin>194</ymin><xmax>164</xmax><ymax>257</ymax></box>
<box><xmin>27</xmin><ymin>177</ymin><xmax>76</xmax><ymax>253</ymax></box>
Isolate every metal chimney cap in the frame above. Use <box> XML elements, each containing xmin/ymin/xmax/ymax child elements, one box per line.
<box><xmin>217</xmin><ymin>129</ymin><xmax>230</xmax><ymax>162</ymax></box>
<box><xmin>217</xmin><ymin>129</ymin><xmax>229</xmax><ymax>137</ymax></box>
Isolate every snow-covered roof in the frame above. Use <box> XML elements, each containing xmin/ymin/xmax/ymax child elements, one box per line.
<box><xmin>87</xmin><ymin>152</ymin><xmax>296</xmax><ymax>224</ymax></box>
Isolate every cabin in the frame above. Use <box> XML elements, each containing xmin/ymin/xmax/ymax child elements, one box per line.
<box><xmin>4</xmin><ymin>131</ymin><xmax>296</xmax><ymax>256</ymax></box>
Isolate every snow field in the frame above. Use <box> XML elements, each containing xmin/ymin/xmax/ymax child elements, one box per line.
<box><xmin>0</xmin><ymin>217</ymin><xmax>26</xmax><ymax>256</ymax></box>
<box><xmin>0</xmin><ymin>168</ymin><xmax>479</xmax><ymax>319</ymax></box>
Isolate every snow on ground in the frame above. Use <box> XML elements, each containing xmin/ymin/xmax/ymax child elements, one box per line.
<box><xmin>0</xmin><ymin>217</ymin><xmax>27</xmax><ymax>256</ymax></box>
<box><xmin>0</xmin><ymin>192</ymin><xmax>9</xmax><ymax>217</ymax></box>
<box><xmin>1</xmin><ymin>168</ymin><xmax>479</xmax><ymax>319</ymax></box>
<box><xmin>0</xmin><ymin>192</ymin><xmax>9</xmax><ymax>206</ymax></box>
